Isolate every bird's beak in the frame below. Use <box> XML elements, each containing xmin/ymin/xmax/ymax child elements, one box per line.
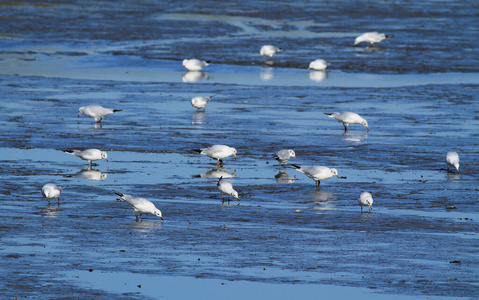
<box><xmin>366</xmin><ymin>126</ymin><xmax>369</xmax><ymax>131</ymax></box>
<box><xmin>336</xmin><ymin>175</ymin><xmax>340</xmax><ymax>178</ymax></box>
<box><xmin>105</xmin><ymin>158</ymin><xmax>109</xmax><ymax>162</ymax></box>
<box><xmin>234</xmin><ymin>154</ymin><xmax>236</xmax><ymax>160</ymax></box>
<box><xmin>293</xmin><ymin>156</ymin><xmax>296</xmax><ymax>159</ymax></box>
<box><xmin>160</xmin><ymin>216</ymin><xmax>164</xmax><ymax>220</ymax></box>
<box><xmin>182</xmin><ymin>65</ymin><xmax>185</xmax><ymax>68</ymax></box>
<box><xmin>78</xmin><ymin>113</ymin><xmax>81</xmax><ymax>117</ymax></box>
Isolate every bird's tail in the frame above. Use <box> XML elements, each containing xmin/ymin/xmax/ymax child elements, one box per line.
<box><xmin>277</xmin><ymin>48</ymin><xmax>284</xmax><ymax>52</ymax></box>
<box><xmin>63</xmin><ymin>150</ymin><xmax>76</xmax><ymax>155</ymax></box>
<box><xmin>193</xmin><ymin>149</ymin><xmax>203</xmax><ymax>154</ymax></box>
<box><xmin>113</xmin><ymin>190</ymin><xmax>124</xmax><ymax>197</ymax></box>
<box><xmin>385</xmin><ymin>34</ymin><xmax>394</xmax><ymax>39</ymax></box>
<box><xmin>324</xmin><ymin>113</ymin><xmax>336</xmax><ymax>118</ymax></box>
<box><xmin>217</xmin><ymin>176</ymin><xmax>223</xmax><ymax>186</ymax></box>
<box><xmin>291</xmin><ymin>164</ymin><xmax>301</xmax><ymax>170</ymax></box>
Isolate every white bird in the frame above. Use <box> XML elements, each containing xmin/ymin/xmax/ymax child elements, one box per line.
<box><xmin>308</xmin><ymin>59</ymin><xmax>329</xmax><ymax>71</ymax></box>
<box><xmin>260</xmin><ymin>45</ymin><xmax>284</xmax><ymax>58</ymax></box>
<box><xmin>292</xmin><ymin>164</ymin><xmax>340</xmax><ymax>187</ymax></box>
<box><xmin>114</xmin><ymin>191</ymin><xmax>164</xmax><ymax>221</ymax></box>
<box><xmin>446</xmin><ymin>151</ymin><xmax>460</xmax><ymax>173</ymax></box>
<box><xmin>194</xmin><ymin>145</ymin><xmax>237</xmax><ymax>166</ymax></box>
<box><xmin>182</xmin><ymin>59</ymin><xmax>210</xmax><ymax>71</ymax></box>
<box><xmin>63</xmin><ymin>149</ymin><xmax>109</xmax><ymax>166</ymax></box>
<box><xmin>274</xmin><ymin>149</ymin><xmax>296</xmax><ymax>170</ymax></box>
<box><xmin>324</xmin><ymin>112</ymin><xmax>369</xmax><ymax>132</ymax></box>
<box><xmin>217</xmin><ymin>176</ymin><xmax>240</xmax><ymax>203</ymax></box>
<box><xmin>41</xmin><ymin>183</ymin><xmax>63</xmax><ymax>205</ymax></box>
<box><xmin>354</xmin><ymin>32</ymin><xmax>392</xmax><ymax>47</ymax></box>
<box><xmin>191</xmin><ymin>96</ymin><xmax>213</xmax><ymax>111</ymax></box>
<box><xmin>358</xmin><ymin>192</ymin><xmax>373</xmax><ymax>213</ymax></box>
<box><xmin>78</xmin><ymin>105</ymin><xmax>122</xmax><ymax>123</ymax></box>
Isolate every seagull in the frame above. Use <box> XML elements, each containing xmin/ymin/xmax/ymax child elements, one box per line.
<box><xmin>78</xmin><ymin>105</ymin><xmax>122</xmax><ymax>123</ymax></box>
<box><xmin>274</xmin><ymin>149</ymin><xmax>296</xmax><ymax>170</ymax></box>
<box><xmin>308</xmin><ymin>59</ymin><xmax>329</xmax><ymax>71</ymax></box>
<box><xmin>63</xmin><ymin>149</ymin><xmax>109</xmax><ymax>166</ymax></box>
<box><xmin>193</xmin><ymin>145</ymin><xmax>237</xmax><ymax>166</ymax></box>
<box><xmin>358</xmin><ymin>192</ymin><xmax>374</xmax><ymax>213</ymax></box>
<box><xmin>446</xmin><ymin>151</ymin><xmax>460</xmax><ymax>173</ymax></box>
<box><xmin>114</xmin><ymin>191</ymin><xmax>164</xmax><ymax>221</ymax></box>
<box><xmin>41</xmin><ymin>183</ymin><xmax>64</xmax><ymax>205</ymax></box>
<box><xmin>354</xmin><ymin>32</ymin><xmax>392</xmax><ymax>47</ymax></box>
<box><xmin>217</xmin><ymin>176</ymin><xmax>240</xmax><ymax>203</ymax></box>
<box><xmin>324</xmin><ymin>112</ymin><xmax>369</xmax><ymax>132</ymax></box>
<box><xmin>292</xmin><ymin>164</ymin><xmax>339</xmax><ymax>187</ymax></box>
<box><xmin>182</xmin><ymin>59</ymin><xmax>210</xmax><ymax>71</ymax></box>
<box><xmin>191</xmin><ymin>96</ymin><xmax>213</xmax><ymax>111</ymax></box>
<box><xmin>260</xmin><ymin>45</ymin><xmax>284</xmax><ymax>58</ymax></box>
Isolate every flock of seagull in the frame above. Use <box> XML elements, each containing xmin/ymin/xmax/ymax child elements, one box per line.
<box><xmin>41</xmin><ymin>31</ymin><xmax>460</xmax><ymax>221</ymax></box>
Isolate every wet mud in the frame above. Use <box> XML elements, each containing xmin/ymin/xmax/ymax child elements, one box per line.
<box><xmin>1</xmin><ymin>1</ymin><xmax>479</xmax><ymax>299</ymax></box>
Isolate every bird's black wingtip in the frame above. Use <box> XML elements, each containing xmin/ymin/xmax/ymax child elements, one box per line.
<box><xmin>113</xmin><ymin>109</ymin><xmax>122</xmax><ymax>113</ymax></box>
<box><xmin>192</xmin><ymin>149</ymin><xmax>202</xmax><ymax>154</ymax></box>
<box><xmin>291</xmin><ymin>164</ymin><xmax>301</xmax><ymax>169</ymax></box>
<box><xmin>113</xmin><ymin>190</ymin><xmax>123</xmax><ymax>197</ymax></box>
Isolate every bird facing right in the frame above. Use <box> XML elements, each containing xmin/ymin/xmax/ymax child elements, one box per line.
<box><xmin>324</xmin><ymin>112</ymin><xmax>369</xmax><ymax>132</ymax></box>
<box><xmin>182</xmin><ymin>59</ymin><xmax>210</xmax><ymax>71</ymax></box>
<box><xmin>446</xmin><ymin>151</ymin><xmax>460</xmax><ymax>173</ymax></box>
<box><xmin>292</xmin><ymin>164</ymin><xmax>339</xmax><ymax>188</ymax></box>
<box><xmin>358</xmin><ymin>192</ymin><xmax>373</xmax><ymax>213</ymax></box>
<box><xmin>260</xmin><ymin>45</ymin><xmax>284</xmax><ymax>58</ymax></box>
<box><xmin>354</xmin><ymin>32</ymin><xmax>393</xmax><ymax>47</ymax></box>
<box><xmin>114</xmin><ymin>191</ymin><xmax>164</xmax><ymax>221</ymax></box>
<box><xmin>217</xmin><ymin>176</ymin><xmax>240</xmax><ymax>203</ymax></box>
<box><xmin>274</xmin><ymin>149</ymin><xmax>296</xmax><ymax>170</ymax></box>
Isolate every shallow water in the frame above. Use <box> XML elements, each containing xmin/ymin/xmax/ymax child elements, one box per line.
<box><xmin>1</xmin><ymin>1</ymin><xmax>479</xmax><ymax>299</ymax></box>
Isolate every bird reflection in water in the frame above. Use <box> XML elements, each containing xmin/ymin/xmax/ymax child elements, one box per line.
<box><xmin>274</xmin><ymin>171</ymin><xmax>296</xmax><ymax>184</ymax></box>
<box><xmin>192</xmin><ymin>168</ymin><xmax>236</xmax><ymax>179</ymax></box>
<box><xmin>191</xmin><ymin>111</ymin><xmax>206</xmax><ymax>125</ymax></box>
<box><xmin>130</xmin><ymin>220</ymin><xmax>163</xmax><ymax>233</ymax></box>
<box><xmin>182</xmin><ymin>71</ymin><xmax>209</xmax><ymax>83</ymax></box>
<box><xmin>69</xmin><ymin>168</ymin><xmax>108</xmax><ymax>181</ymax></box>
<box><xmin>260</xmin><ymin>67</ymin><xmax>274</xmax><ymax>81</ymax></box>
<box><xmin>309</xmin><ymin>71</ymin><xmax>327</xmax><ymax>83</ymax></box>
<box><xmin>311</xmin><ymin>190</ymin><xmax>337</xmax><ymax>211</ymax></box>
<box><xmin>341</xmin><ymin>131</ymin><xmax>368</xmax><ymax>142</ymax></box>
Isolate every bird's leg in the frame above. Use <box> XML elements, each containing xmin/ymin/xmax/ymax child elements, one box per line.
<box><xmin>343</xmin><ymin>124</ymin><xmax>349</xmax><ymax>132</ymax></box>
<box><xmin>361</xmin><ymin>206</ymin><xmax>363</xmax><ymax>214</ymax></box>
<box><xmin>284</xmin><ymin>163</ymin><xmax>287</xmax><ymax>169</ymax></box>
<box><xmin>140</xmin><ymin>213</ymin><xmax>143</xmax><ymax>221</ymax></box>
<box><xmin>57</xmin><ymin>197</ymin><xmax>60</xmax><ymax>206</ymax></box>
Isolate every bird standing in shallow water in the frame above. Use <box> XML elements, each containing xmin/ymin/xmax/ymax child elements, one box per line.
<box><xmin>274</xmin><ymin>149</ymin><xmax>296</xmax><ymax>170</ymax></box>
<box><xmin>358</xmin><ymin>192</ymin><xmax>373</xmax><ymax>213</ymax></box>
<box><xmin>42</xmin><ymin>183</ymin><xmax>64</xmax><ymax>205</ymax></box>
<box><xmin>308</xmin><ymin>59</ymin><xmax>329</xmax><ymax>71</ymax></box>
<box><xmin>324</xmin><ymin>112</ymin><xmax>369</xmax><ymax>132</ymax></box>
<box><xmin>114</xmin><ymin>191</ymin><xmax>164</xmax><ymax>221</ymax></box>
<box><xmin>292</xmin><ymin>164</ymin><xmax>339</xmax><ymax>188</ymax></box>
<box><xmin>446</xmin><ymin>151</ymin><xmax>460</xmax><ymax>173</ymax></box>
<box><xmin>191</xmin><ymin>96</ymin><xmax>213</xmax><ymax>111</ymax></box>
<box><xmin>354</xmin><ymin>32</ymin><xmax>393</xmax><ymax>47</ymax></box>
<box><xmin>78</xmin><ymin>105</ymin><xmax>122</xmax><ymax>123</ymax></box>
<box><xmin>194</xmin><ymin>145</ymin><xmax>237</xmax><ymax>166</ymax></box>
<box><xmin>260</xmin><ymin>45</ymin><xmax>284</xmax><ymax>58</ymax></box>
<box><xmin>182</xmin><ymin>59</ymin><xmax>210</xmax><ymax>71</ymax></box>
<box><xmin>217</xmin><ymin>176</ymin><xmax>240</xmax><ymax>204</ymax></box>
<box><xmin>63</xmin><ymin>149</ymin><xmax>109</xmax><ymax>166</ymax></box>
